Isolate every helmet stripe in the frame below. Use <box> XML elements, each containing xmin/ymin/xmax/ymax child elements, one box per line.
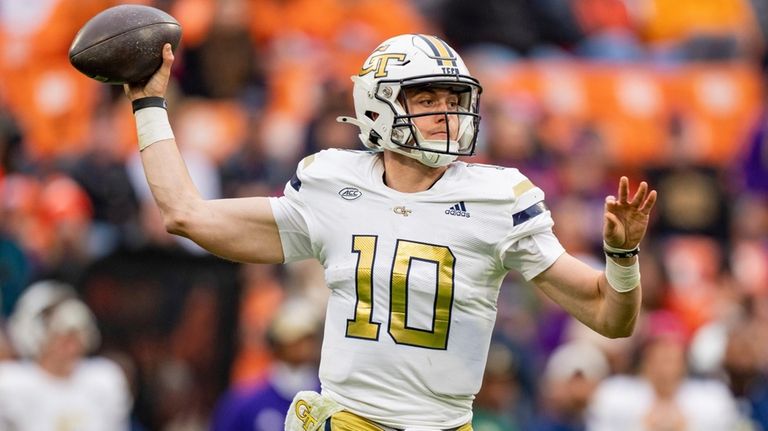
<box><xmin>416</xmin><ymin>34</ymin><xmax>457</xmax><ymax>67</ymax></box>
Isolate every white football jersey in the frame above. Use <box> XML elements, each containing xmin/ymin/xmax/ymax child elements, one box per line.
<box><xmin>270</xmin><ymin>149</ymin><xmax>565</xmax><ymax>429</ymax></box>
<box><xmin>0</xmin><ymin>358</ymin><xmax>132</xmax><ymax>431</ymax></box>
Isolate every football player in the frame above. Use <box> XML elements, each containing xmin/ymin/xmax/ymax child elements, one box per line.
<box><xmin>0</xmin><ymin>281</ymin><xmax>132</xmax><ymax>431</ymax></box>
<box><xmin>126</xmin><ymin>34</ymin><xmax>656</xmax><ymax>431</ymax></box>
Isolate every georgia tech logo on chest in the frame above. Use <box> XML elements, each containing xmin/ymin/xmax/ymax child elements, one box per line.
<box><xmin>393</xmin><ymin>206</ymin><xmax>412</xmax><ymax>217</ymax></box>
<box><xmin>359</xmin><ymin>48</ymin><xmax>407</xmax><ymax>78</ymax></box>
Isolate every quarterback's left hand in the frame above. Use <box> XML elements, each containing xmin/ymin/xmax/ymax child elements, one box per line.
<box><xmin>603</xmin><ymin>176</ymin><xmax>657</xmax><ymax>250</ymax></box>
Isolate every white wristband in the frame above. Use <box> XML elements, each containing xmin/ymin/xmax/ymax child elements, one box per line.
<box><xmin>135</xmin><ymin>107</ymin><xmax>174</xmax><ymax>151</ymax></box>
<box><xmin>605</xmin><ymin>255</ymin><xmax>640</xmax><ymax>293</ymax></box>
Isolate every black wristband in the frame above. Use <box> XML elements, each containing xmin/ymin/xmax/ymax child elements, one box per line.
<box><xmin>604</xmin><ymin>247</ymin><xmax>639</xmax><ymax>259</ymax></box>
<box><xmin>132</xmin><ymin>96</ymin><xmax>167</xmax><ymax>113</ymax></box>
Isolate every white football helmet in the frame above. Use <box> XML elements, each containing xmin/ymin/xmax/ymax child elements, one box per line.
<box><xmin>7</xmin><ymin>280</ymin><xmax>100</xmax><ymax>359</ymax></box>
<box><xmin>338</xmin><ymin>34</ymin><xmax>482</xmax><ymax>167</ymax></box>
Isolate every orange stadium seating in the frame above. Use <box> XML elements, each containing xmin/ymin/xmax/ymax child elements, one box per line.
<box><xmin>487</xmin><ymin>61</ymin><xmax>763</xmax><ymax>167</ymax></box>
<box><xmin>639</xmin><ymin>0</ymin><xmax>759</xmax><ymax>43</ymax></box>
<box><xmin>0</xmin><ymin>0</ymin><xmax>112</xmax><ymax>159</ymax></box>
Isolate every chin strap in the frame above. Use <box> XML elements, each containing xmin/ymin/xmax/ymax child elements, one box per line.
<box><xmin>419</xmin><ymin>151</ymin><xmax>456</xmax><ymax>168</ymax></box>
<box><xmin>411</xmin><ymin>125</ymin><xmax>459</xmax><ymax>167</ymax></box>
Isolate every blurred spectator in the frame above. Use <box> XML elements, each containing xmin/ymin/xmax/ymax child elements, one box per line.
<box><xmin>571</xmin><ymin>0</ymin><xmax>645</xmax><ymax>62</ymax></box>
<box><xmin>176</xmin><ymin>0</ymin><xmax>265</xmax><ymax>99</ymax></box>
<box><xmin>439</xmin><ymin>0</ymin><xmax>542</xmax><ymax>55</ymax></box>
<box><xmin>531</xmin><ymin>341</ymin><xmax>610</xmax><ymax>431</ymax></box>
<box><xmin>479</xmin><ymin>96</ymin><xmax>555</xmax><ymax>192</ymax></box>
<box><xmin>219</xmin><ymin>113</ymin><xmax>273</xmax><ymax>197</ymax></box>
<box><xmin>0</xmin><ymin>280</ymin><xmax>133</xmax><ymax>431</ymax></box>
<box><xmin>211</xmin><ymin>297</ymin><xmax>322</xmax><ymax>431</ymax></box>
<box><xmin>472</xmin><ymin>340</ymin><xmax>533</xmax><ymax>431</ymax></box>
<box><xmin>69</xmin><ymin>101</ymin><xmax>140</xmax><ymax>259</ymax></box>
<box><xmin>229</xmin><ymin>264</ymin><xmax>285</xmax><ymax>385</ymax></box>
<box><xmin>0</xmin><ymin>174</ymin><xmax>38</xmax><ymax>314</ymax></box>
<box><xmin>37</xmin><ymin>174</ymin><xmax>95</xmax><ymax>283</ymax></box>
<box><xmin>550</xmin><ymin>197</ymin><xmax>602</xmax><ymax>261</ymax></box>
<box><xmin>78</xmin><ymin>223</ymin><xmax>240</xmax><ymax>431</ymax></box>
<box><xmin>722</xmin><ymin>318</ymin><xmax>768</xmax><ymax>430</ymax></box>
<box><xmin>571</xmin><ymin>0</ymin><xmax>633</xmax><ymax>37</ymax></box>
<box><xmin>587</xmin><ymin>312</ymin><xmax>741</xmax><ymax>431</ymax></box>
<box><xmin>438</xmin><ymin>0</ymin><xmax>586</xmax><ymax>57</ymax></box>
<box><xmin>0</xmin><ymin>172</ymin><xmax>93</xmax><ymax>285</ymax></box>
<box><xmin>660</xmin><ymin>236</ymin><xmax>730</xmax><ymax>336</ymax></box>
<box><xmin>0</xmin><ymin>174</ymin><xmax>45</xmax><ymax>268</ymax></box>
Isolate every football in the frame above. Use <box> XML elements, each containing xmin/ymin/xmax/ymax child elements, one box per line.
<box><xmin>68</xmin><ymin>4</ymin><xmax>182</xmax><ymax>84</ymax></box>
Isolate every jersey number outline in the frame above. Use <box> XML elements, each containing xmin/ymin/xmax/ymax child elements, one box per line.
<box><xmin>346</xmin><ymin>235</ymin><xmax>456</xmax><ymax>350</ymax></box>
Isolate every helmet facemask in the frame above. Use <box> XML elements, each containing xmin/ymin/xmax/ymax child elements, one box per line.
<box><xmin>388</xmin><ymin>80</ymin><xmax>480</xmax><ymax>167</ymax></box>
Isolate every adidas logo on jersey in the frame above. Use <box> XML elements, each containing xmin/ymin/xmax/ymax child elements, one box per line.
<box><xmin>445</xmin><ymin>201</ymin><xmax>470</xmax><ymax>218</ymax></box>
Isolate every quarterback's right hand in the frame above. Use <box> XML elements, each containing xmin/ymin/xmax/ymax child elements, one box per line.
<box><xmin>124</xmin><ymin>43</ymin><xmax>174</xmax><ymax>102</ymax></box>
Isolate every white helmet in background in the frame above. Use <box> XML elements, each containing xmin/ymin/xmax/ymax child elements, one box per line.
<box><xmin>338</xmin><ymin>34</ymin><xmax>482</xmax><ymax>167</ymax></box>
<box><xmin>7</xmin><ymin>280</ymin><xmax>100</xmax><ymax>359</ymax></box>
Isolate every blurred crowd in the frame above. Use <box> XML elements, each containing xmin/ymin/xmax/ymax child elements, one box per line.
<box><xmin>0</xmin><ymin>0</ymin><xmax>767</xmax><ymax>430</ymax></box>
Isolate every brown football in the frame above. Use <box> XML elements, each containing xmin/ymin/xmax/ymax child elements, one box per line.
<box><xmin>69</xmin><ymin>4</ymin><xmax>181</xmax><ymax>84</ymax></box>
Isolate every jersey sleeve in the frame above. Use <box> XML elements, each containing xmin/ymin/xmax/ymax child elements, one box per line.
<box><xmin>268</xmin><ymin>154</ymin><xmax>318</xmax><ymax>263</ymax></box>
<box><xmin>497</xmin><ymin>176</ymin><xmax>565</xmax><ymax>280</ymax></box>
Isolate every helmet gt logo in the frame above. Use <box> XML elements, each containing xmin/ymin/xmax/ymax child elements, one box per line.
<box><xmin>359</xmin><ymin>53</ymin><xmax>407</xmax><ymax>78</ymax></box>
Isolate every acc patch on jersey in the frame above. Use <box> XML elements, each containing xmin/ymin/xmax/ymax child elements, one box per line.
<box><xmin>339</xmin><ymin>187</ymin><xmax>362</xmax><ymax>200</ymax></box>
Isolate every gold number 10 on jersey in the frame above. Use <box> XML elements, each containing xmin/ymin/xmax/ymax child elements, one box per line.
<box><xmin>346</xmin><ymin>235</ymin><xmax>456</xmax><ymax>350</ymax></box>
